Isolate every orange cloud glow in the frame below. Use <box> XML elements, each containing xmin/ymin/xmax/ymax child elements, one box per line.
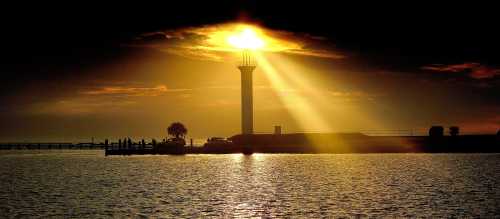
<box><xmin>81</xmin><ymin>85</ymin><xmax>190</xmax><ymax>97</ymax></box>
<box><xmin>422</xmin><ymin>62</ymin><xmax>500</xmax><ymax>79</ymax></box>
<box><xmin>130</xmin><ymin>23</ymin><xmax>344</xmax><ymax>61</ymax></box>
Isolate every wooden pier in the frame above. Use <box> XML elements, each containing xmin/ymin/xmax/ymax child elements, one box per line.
<box><xmin>0</xmin><ymin>142</ymin><xmax>106</xmax><ymax>150</ymax></box>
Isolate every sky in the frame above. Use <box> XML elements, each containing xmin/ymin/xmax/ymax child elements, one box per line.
<box><xmin>0</xmin><ymin>1</ymin><xmax>498</xmax><ymax>142</ymax></box>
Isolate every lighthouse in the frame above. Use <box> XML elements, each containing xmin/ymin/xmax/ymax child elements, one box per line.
<box><xmin>238</xmin><ymin>50</ymin><xmax>256</xmax><ymax>134</ymax></box>
<box><xmin>227</xmin><ymin>27</ymin><xmax>263</xmax><ymax>135</ymax></box>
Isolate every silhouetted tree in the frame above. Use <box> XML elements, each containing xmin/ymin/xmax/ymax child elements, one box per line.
<box><xmin>128</xmin><ymin>138</ymin><xmax>132</xmax><ymax>149</ymax></box>
<box><xmin>141</xmin><ymin>139</ymin><xmax>145</xmax><ymax>149</ymax></box>
<box><xmin>118</xmin><ymin>139</ymin><xmax>122</xmax><ymax>149</ymax></box>
<box><xmin>168</xmin><ymin>122</ymin><xmax>188</xmax><ymax>139</ymax></box>
<box><xmin>105</xmin><ymin>139</ymin><xmax>109</xmax><ymax>150</ymax></box>
<box><xmin>449</xmin><ymin>126</ymin><xmax>459</xmax><ymax>136</ymax></box>
<box><xmin>429</xmin><ymin>126</ymin><xmax>444</xmax><ymax>137</ymax></box>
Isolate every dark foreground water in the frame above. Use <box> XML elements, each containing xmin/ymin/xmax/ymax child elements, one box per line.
<box><xmin>0</xmin><ymin>150</ymin><xmax>499</xmax><ymax>218</ymax></box>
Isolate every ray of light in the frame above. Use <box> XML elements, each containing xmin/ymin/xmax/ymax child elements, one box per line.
<box><xmin>253</xmin><ymin>52</ymin><xmax>332</xmax><ymax>131</ymax></box>
<box><xmin>252</xmin><ymin>51</ymin><xmax>354</xmax><ymax>152</ymax></box>
<box><xmin>266</xmin><ymin>53</ymin><xmax>381</xmax><ymax>132</ymax></box>
<box><xmin>252</xmin><ymin>51</ymin><xmax>419</xmax><ymax>152</ymax></box>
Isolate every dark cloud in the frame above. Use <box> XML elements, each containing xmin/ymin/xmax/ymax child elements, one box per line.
<box><xmin>135</xmin><ymin>32</ymin><xmax>169</xmax><ymax>43</ymax></box>
<box><xmin>422</xmin><ymin>63</ymin><xmax>500</xmax><ymax>79</ymax></box>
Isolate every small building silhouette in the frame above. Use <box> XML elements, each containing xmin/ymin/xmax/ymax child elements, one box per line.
<box><xmin>449</xmin><ymin>126</ymin><xmax>459</xmax><ymax>136</ymax></box>
<box><xmin>274</xmin><ymin>126</ymin><xmax>282</xmax><ymax>135</ymax></box>
<box><xmin>429</xmin><ymin>126</ymin><xmax>444</xmax><ymax>137</ymax></box>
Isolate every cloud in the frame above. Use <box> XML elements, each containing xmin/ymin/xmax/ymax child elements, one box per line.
<box><xmin>254</xmin><ymin>85</ymin><xmax>381</xmax><ymax>102</ymax></box>
<box><xmin>421</xmin><ymin>62</ymin><xmax>480</xmax><ymax>72</ymax></box>
<box><xmin>81</xmin><ymin>85</ymin><xmax>190</xmax><ymax>97</ymax></box>
<box><xmin>421</xmin><ymin>62</ymin><xmax>500</xmax><ymax>79</ymax></box>
<box><xmin>328</xmin><ymin>91</ymin><xmax>382</xmax><ymax>102</ymax></box>
<box><xmin>126</xmin><ymin>22</ymin><xmax>344</xmax><ymax>61</ymax></box>
<box><xmin>469</xmin><ymin>66</ymin><xmax>500</xmax><ymax>79</ymax></box>
<box><xmin>32</xmin><ymin>98</ymin><xmax>138</xmax><ymax>115</ymax></box>
<box><xmin>25</xmin><ymin>83</ymin><xmax>193</xmax><ymax>116</ymax></box>
<box><xmin>201</xmin><ymin>99</ymin><xmax>239</xmax><ymax>108</ymax></box>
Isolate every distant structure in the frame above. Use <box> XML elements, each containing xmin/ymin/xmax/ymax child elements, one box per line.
<box><xmin>238</xmin><ymin>50</ymin><xmax>256</xmax><ymax>135</ymax></box>
<box><xmin>274</xmin><ymin>125</ymin><xmax>282</xmax><ymax>135</ymax></box>
<box><xmin>449</xmin><ymin>126</ymin><xmax>460</xmax><ymax>136</ymax></box>
<box><xmin>429</xmin><ymin>126</ymin><xmax>444</xmax><ymax>137</ymax></box>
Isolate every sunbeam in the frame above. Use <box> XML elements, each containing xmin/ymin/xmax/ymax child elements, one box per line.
<box><xmin>253</xmin><ymin>51</ymin><xmax>357</xmax><ymax>152</ymax></box>
<box><xmin>265</xmin><ymin>53</ymin><xmax>382</xmax><ymax>132</ymax></box>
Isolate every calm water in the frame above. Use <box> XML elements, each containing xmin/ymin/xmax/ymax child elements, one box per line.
<box><xmin>0</xmin><ymin>150</ymin><xmax>499</xmax><ymax>218</ymax></box>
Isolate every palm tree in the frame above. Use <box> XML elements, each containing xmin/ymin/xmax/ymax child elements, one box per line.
<box><xmin>168</xmin><ymin>122</ymin><xmax>188</xmax><ymax>139</ymax></box>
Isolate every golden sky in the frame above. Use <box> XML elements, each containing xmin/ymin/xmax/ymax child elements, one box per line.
<box><xmin>1</xmin><ymin>22</ymin><xmax>498</xmax><ymax>142</ymax></box>
<box><xmin>130</xmin><ymin>22</ymin><xmax>344</xmax><ymax>61</ymax></box>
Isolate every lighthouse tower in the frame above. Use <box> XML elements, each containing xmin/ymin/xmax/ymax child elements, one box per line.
<box><xmin>238</xmin><ymin>50</ymin><xmax>256</xmax><ymax>135</ymax></box>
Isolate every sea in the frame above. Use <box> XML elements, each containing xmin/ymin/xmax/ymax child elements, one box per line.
<box><xmin>1</xmin><ymin>150</ymin><xmax>499</xmax><ymax>218</ymax></box>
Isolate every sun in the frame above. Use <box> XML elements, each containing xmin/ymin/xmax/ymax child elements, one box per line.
<box><xmin>227</xmin><ymin>27</ymin><xmax>265</xmax><ymax>50</ymax></box>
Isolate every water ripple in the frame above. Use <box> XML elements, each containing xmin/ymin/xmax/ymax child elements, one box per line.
<box><xmin>1</xmin><ymin>151</ymin><xmax>499</xmax><ymax>218</ymax></box>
